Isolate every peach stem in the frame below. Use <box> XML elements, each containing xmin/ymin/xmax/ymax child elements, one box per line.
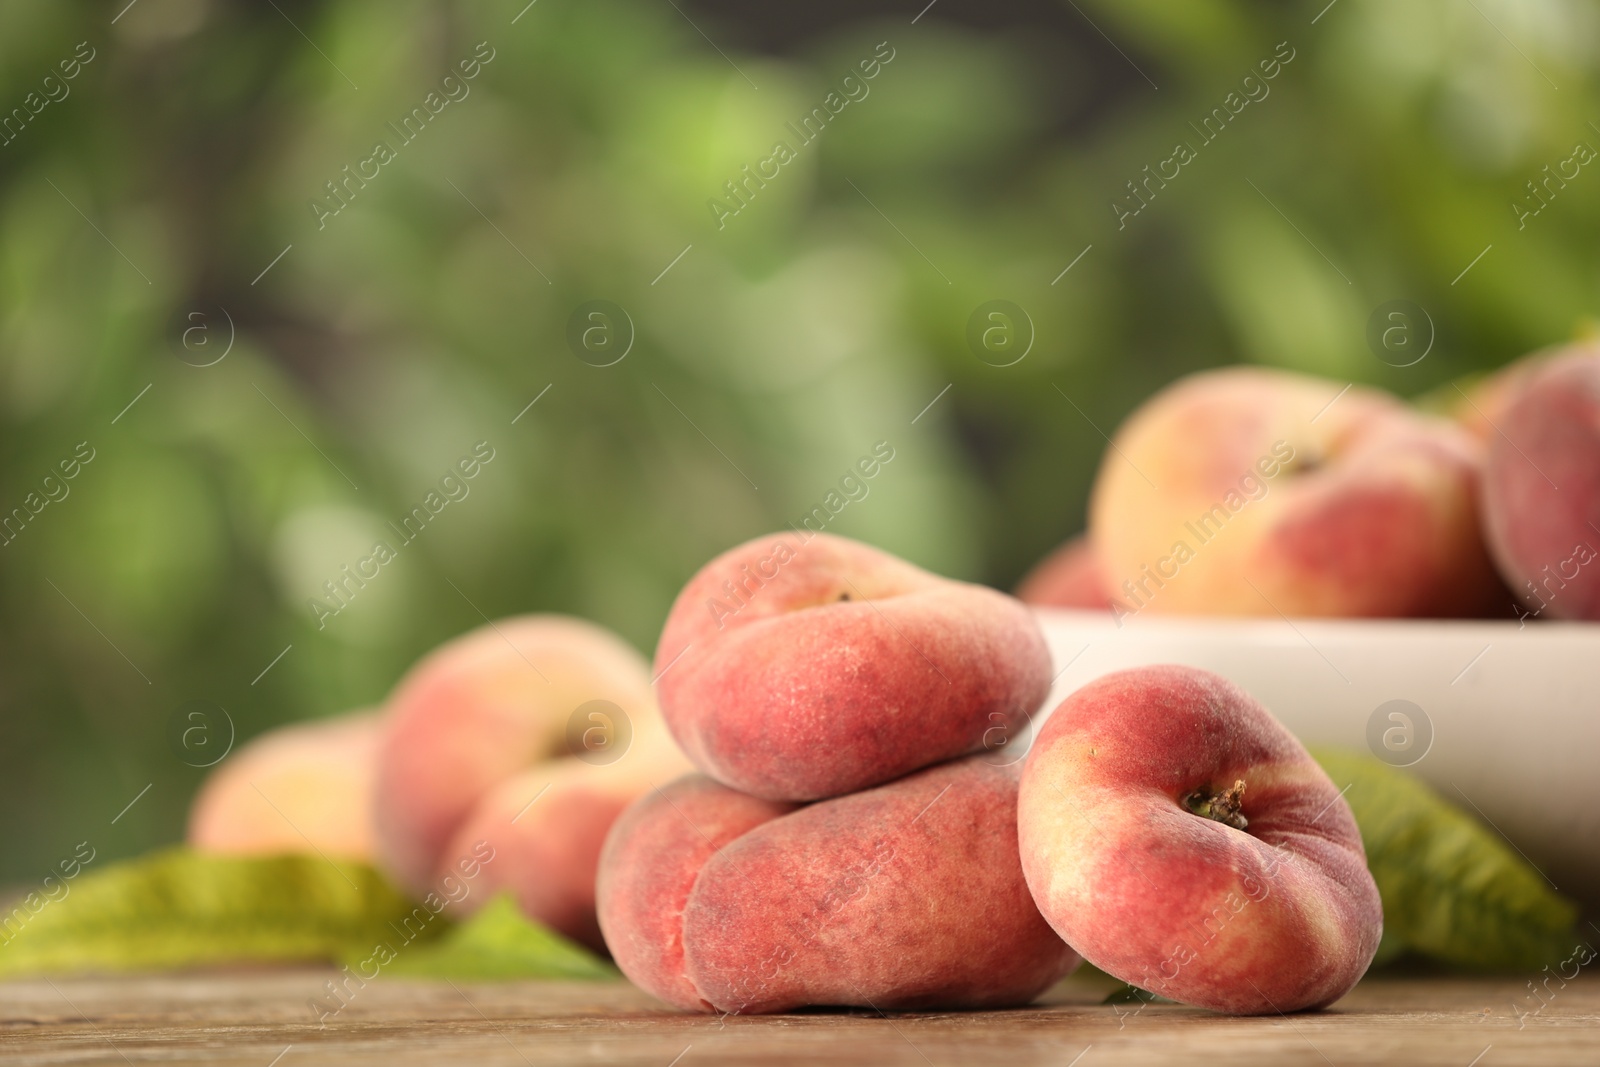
<box><xmin>1182</xmin><ymin>778</ymin><xmax>1248</xmax><ymax>831</ymax></box>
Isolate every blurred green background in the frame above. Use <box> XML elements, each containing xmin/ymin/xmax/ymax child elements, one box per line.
<box><xmin>0</xmin><ymin>0</ymin><xmax>1595</xmax><ymax>880</ymax></box>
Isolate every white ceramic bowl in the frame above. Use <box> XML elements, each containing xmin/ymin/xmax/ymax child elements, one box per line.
<box><xmin>1032</xmin><ymin>609</ymin><xmax>1600</xmax><ymax>905</ymax></box>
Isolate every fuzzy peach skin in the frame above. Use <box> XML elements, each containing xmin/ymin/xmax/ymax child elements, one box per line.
<box><xmin>188</xmin><ymin>712</ymin><xmax>379</xmax><ymax>861</ymax></box>
<box><xmin>1480</xmin><ymin>346</ymin><xmax>1600</xmax><ymax>619</ymax></box>
<box><xmin>596</xmin><ymin>777</ymin><xmax>796</xmax><ymax>1010</ymax></box>
<box><xmin>599</xmin><ymin>756</ymin><xmax>1078</xmax><ymax>1013</ymax></box>
<box><xmin>373</xmin><ymin>615</ymin><xmax>691</xmax><ymax>939</ymax></box>
<box><xmin>653</xmin><ymin>532</ymin><xmax>1053</xmax><ymax>801</ymax></box>
<box><xmin>1089</xmin><ymin>367</ymin><xmax>1501</xmax><ymax>618</ymax></box>
<box><xmin>1016</xmin><ymin>534</ymin><xmax>1116</xmax><ymax>609</ymax></box>
<box><xmin>1019</xmin><ymin>665</ymin><xmax>1381</xmax><ymax>1015</ymax></box>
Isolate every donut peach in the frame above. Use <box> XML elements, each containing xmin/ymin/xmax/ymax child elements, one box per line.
<box><xmin>653</xmin><ymin>532</ymin><xmax>1053</xmax><ymax>801</ymax></box>
<box><xmin>373</xmin><ymin>615</ymin><xmax>690</xmax><ymax>949</ymax></box>
<box><xmin>598</xmin><ymin>756</ymin><xmax>1078</xmax><ymax>1013</ymax></box>
<box><xmin>188</xmin><ymin>711</ymin><xmax>378</xmax><ymax>861</ymax></box>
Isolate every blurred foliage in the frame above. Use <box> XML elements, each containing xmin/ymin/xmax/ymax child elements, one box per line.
<box><xmin>0</xmin><ymin>0</ymin><xmax>1595</xmax><ymax>879</ymax></box>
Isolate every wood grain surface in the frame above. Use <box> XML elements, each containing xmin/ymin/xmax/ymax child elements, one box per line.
<box><xmin>1</xmin><ymin>969</ymin><xmax>1595</xmax><ymax>1066</ymax></box>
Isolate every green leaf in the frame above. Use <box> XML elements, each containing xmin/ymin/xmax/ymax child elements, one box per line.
<box><xmin>373</xmin><ymin>894</ymin><xmax>617</xmax><ymax>980</ymax></box>
<box><xmin>0</xmin><ymin>848</ymin><xmax>440</xmax><ymax>977</ymax></box>
<box><xmin>1311</xmin><ymin>748</ymin><xmax>1581</xmax><ymax>970</ymax></box>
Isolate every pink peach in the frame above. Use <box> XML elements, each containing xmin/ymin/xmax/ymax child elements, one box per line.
<box><xmin>596</xmin><ymin>777</ymin><xmax>795</xmax><ymax>1009</ymax></box>
<box><xmin>1090</xmin><ymin>367</ymin><xmax>1500</xmax><ymax>618</ymax></box>
<box><xmin>1016</xmin><ymin>534</ymin><xmax>1116</xmax><ymax>609</ymax></box>
<box><xmin>1480</xmin><ymin>345</ymin><xmax>1600</xmax><ymax>619</ymax></box>
<box><xmin>654</xmin><ymin>532</ymin><xmax>1052</xmax><ymax>801</ymax></box>
<box><xmin>598</xmin><ymin>756</ymin><xmax>1078</xmax><ymax>1013</ymax></box>
<box><xmin>373</xmin><ymin>615</ymin><xmax>691</xmax><ymax>945</ymax></box>
<box><xmin>188</xmin><ymin>711</ymin><xmax>378</xmax><ymax>861</ymax></box>
<box><xmin>1449</xmin><ymin>349</ymin><xmax>1559</xmax><ymax>446</ymax></box>
<box><xmin>435</xmin><ymin>714</ymin><xmax>690</xmax><ymax>952</ymax></box>
<box><xmin>1019</xmin><ymin>665</ymin><xmax>1381</xmax><ymax>1014</ymax></box>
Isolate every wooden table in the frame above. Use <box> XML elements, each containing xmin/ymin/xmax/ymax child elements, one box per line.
<box><xmin>2</xmin><ymin>969</ymin><xmax>1595</xmax><ymax>1065</ymax></box>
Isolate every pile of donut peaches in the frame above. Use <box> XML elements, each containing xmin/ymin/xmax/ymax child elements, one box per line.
<box><xmin>190</xmin><ymin>615</ymin><xmax>693</xmax><ymax>953</ymax></box>
<box><xmin>1021</xmin><ymin>341</ymin><xmax>1600</xmax><ymax>622</ymax></box>
<box><xmin>186</xmin><ymin>341</ymin><xmax>1600</xmax><ymax>1017</ymax></box>
<box><xmin>189</xmin><ymin>531</ymin><xmax>1383</xmax><ymax>1017</ymax></box>
<box><xmin>598</xmin><ymin>533</ymin><xmax>1381</xmax><ymax>1015</ymax></box>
